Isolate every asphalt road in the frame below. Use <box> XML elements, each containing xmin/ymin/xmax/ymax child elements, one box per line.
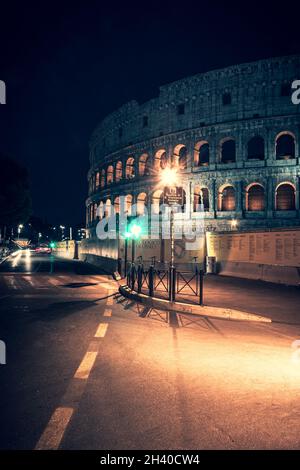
<box><xmin>1</xmin><ymin>251</ymin><xmax>300</xmax><ymax>450</ymax></box>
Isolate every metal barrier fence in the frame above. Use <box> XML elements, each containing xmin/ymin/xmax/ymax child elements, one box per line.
<box><xmin>126</xmin><ymin>263</ymin><xmax>204</xmax><ymax>306</ymax></box>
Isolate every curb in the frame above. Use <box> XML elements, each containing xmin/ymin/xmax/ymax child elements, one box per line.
<box><xmin>119</xmin><ymin>285</ymin><xmax>272</xmax><ymax>323</ymax></box>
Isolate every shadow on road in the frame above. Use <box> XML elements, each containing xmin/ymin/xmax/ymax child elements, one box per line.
<box><xmin>29</xmin><ymin>293</ymin><xmax>118</xmax><ymax>322</ymax></box>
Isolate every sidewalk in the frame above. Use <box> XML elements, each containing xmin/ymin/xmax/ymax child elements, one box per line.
<box><xmin>120</xmin><ymin>274</ymin><xmax>300</xmax><ymax>324</ymax></box>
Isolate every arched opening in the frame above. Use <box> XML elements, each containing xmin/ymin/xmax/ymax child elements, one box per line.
<box><xmin>246</xmin><ymin>184</ymin><xmax>265</xmax><ymax>211</ymax></box>
<box><xmin>139</xmin><ymin>154</ymin><xmax>150</xmax><ymax>176</ymax></box>
<box><xmin>114</xmin><ymin>196</ymin><xmax>120</xmax><ymax>215</ymax></box>
<box><xmin>276</xmin><ymin>183</ymin><xmax>296</xmax><ymax>210</ymax></box>
<box><xmin>247</xmin><ymin>136</ymin><xmax>265</xmax><ymax>160</ymax></box>
<box><xmin>95</xmin><ymin>172</ymin><xmax>100</xmax><ymax>189</ymax></box>
<box><xmin>152</xmin><ymin>189</ymin><xmax>164</xmax><ymax>215</ymax></box>
<box><xmin>137</xmin><ymin>192</ymin><xmax>148</xmax><ymax>215</ymax></box>
<box><xmin>107</xmin><ymin>165</ymin><xmax>114</xmax><ymax>185</ymax></box>
<box><xmin>276</xmin><ymin>132</ymin><xmax>295</xmax><ymax>160</ymax></box>
<box><xmin>100</xmin><ymin>169</ymin><xmax>105</xmax><ymax>188</ymax></box>
<box><xmin>125</xmin><ymin>194</ymin><xmax>133</xmax><ymax>215</ymax></box>
<box><xmin>125</xmin><ymin>157</ymin><xmax>135</xmax><ymax>179</ymax></box>
<box><xmin>220</xmin><ymin>138</ymin><xmax>236</xmax><ymax>164</ymax></box>
<box><xmin>219</xmin><ymin>185</ymin><xmax>236</xmax><ymax>211</ymax></box>
<box><xmin>97</xmin><ymin>201</ymin><xmax>104</xmax><ymax>219</ymax></box>
<box><xmin>174</xmin><ymin>144</ymin><xmax>187</xmax><ymax>170</ymax></box>
<box><xmin>115</xmin><ymin>161</ymin><xmax>122</xmax><ymax>182</ymax></box>
<box><xmin>104</xmin><ymin>199</ymin><xmax>112</xmax><ymax>217</ymax></box>
<box><xmin>93</xmin><ymin>203</ymin><xmax>98</xmax><ymax>220</ymax></box>
<box><xmin>154</xmin><ymin>149</ymin><xmax>168</xmax><ymax>170</ymax></box>
<box><xmin>194</xmin><ymin>186</ymin><xmax>209</xmax><ymax>211</ymax></box>
<box><xmin>194</xmin><ymin>141</ymin><xmax>209</xmax><ymax>166</ymax></box>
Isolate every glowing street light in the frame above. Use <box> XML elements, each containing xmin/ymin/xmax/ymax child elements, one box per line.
<box><xmin>17</xmin><ymin>224</ymin><xmax>23</xmax><ymax>239</ymax></box>
<box><xmin>160</xmin><ymin>167</ymin><xmax>178</xmax><ymax>187</ymax></box>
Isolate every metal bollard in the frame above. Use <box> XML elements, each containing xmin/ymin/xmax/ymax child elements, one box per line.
<box><xmin>199</xmin><ymin>269</ymin><xmax>204</xmax><ymax>306</ymax></box>
<box><xmin>117</xmin><ymin>257</ymin><xmax>122</xmax><ymax>276</ymax></box>
<box><xmin>137</xmin><ymin>265</ymin><xmax>143</xmax><ymax>293</ymax></box>
<box><xmin>169</xmin><ymin>266</ymin><xmax>176</xmax><ymax>302</ymax></box>
<box><xmin>148</xmin><ymin>265</ymin><xmax>154</xmax><ymax>297</ymax></box>
<box><xmin>131</xmin><ymin>264</ymin><xmax>136</xmax><ymax>291</ymax></box>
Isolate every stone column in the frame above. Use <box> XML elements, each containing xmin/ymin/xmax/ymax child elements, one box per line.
<box><xmin>266</xmin><ymin>176</ymin><xmax>274</xmax><ymax>217</ymax></box>
<box><xmin>235</xmin><ymin>180</ymin><xmax>243</xmax><ymax>217</ymax></box>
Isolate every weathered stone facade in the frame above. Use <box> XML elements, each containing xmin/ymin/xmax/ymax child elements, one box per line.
<box><xmin>86</xmin><ymin>55</ymin><xmax>300</xmax><ymax>242</ymax></box>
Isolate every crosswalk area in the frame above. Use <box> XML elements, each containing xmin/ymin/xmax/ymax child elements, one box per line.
<box><xmin>0</xmin><ymin>273</ymin><xmax>116</xmax><ymax>296</ymax></box>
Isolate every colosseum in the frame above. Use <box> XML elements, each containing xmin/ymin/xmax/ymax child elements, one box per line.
<box><xmin>81</xmin><ymin>55</ymin><xmax>300</xmax><ymax>285</ymax></box>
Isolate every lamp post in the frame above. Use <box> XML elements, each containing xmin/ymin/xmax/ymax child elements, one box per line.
<box><xmin>59</xmin><ymin>225</ymin><xmax>65</xmax><ymax>241</ymax></box>
<box><xmin>160</xmin><ymin>167</ymin><xmax>178</xmax><ymax>302</ymax></box>
<box><xmin>17</xmin><ymin>224</ymin><xmax>23</xmax><ymax>240</ymax></box>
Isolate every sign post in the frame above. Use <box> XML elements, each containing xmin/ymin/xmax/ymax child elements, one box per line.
<box><xmin>163</xmin><ymin>186</ymin><xmax>183</xmax><ymax>301</ymax></box>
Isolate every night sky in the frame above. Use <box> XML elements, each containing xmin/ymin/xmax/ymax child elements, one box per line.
<box><xmin>0</xmin><ymin>1</ymin><xmax>299</xmax><ymax>226</ymax></box>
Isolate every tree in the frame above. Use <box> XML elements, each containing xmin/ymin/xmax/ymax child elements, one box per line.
<box><xmin>0</xmin><ymin>156</ymin><xmax>32</xmax><ymax>240</ymax></box>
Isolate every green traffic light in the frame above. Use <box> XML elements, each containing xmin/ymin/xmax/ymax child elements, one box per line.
<box><xmin>49</xmin><ymin>242</ymin><xmax>56</xmax><ymax>249</ymax></box>
<box><xmin>130</xmin><ymin>223</ymin><xmax>142</xmax><ymax>239</ymax></box>
<box><xmin>124</xmin><ymin>222</ymin><xmax>142</xmax><ymax>240</ymax></box>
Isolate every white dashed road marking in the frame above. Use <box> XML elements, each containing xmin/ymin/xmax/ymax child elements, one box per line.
<box><xmin>94</xmin><ymin>322</ymin><xmax>109</xmax><ymax>338</ymax></box>
<box><xmin>35</xmin><ymin>407</ymin><xmax>74</xmax><ymax>450</ymax></box>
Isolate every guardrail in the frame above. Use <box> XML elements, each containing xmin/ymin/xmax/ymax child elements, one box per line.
<box><xmin>126</xmin><ymin>262</ymin><xmax>204</xmax><ymax>306</ymax></box>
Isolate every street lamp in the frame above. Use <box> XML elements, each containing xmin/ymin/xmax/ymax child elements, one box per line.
<box><xmin>59</xmin><ymin>225</ymin><xmax>65</xmax><ymax>240</ymax></box>
<box><xmin>17</xmin><ymin>224</ymin><xmax>23</xmax><ymax>239</ymax></box>
<box><xmin>160</xmin><ymin>167</ymin><xmax>178</xmax><ymax>187</ymax></box>
<box><xmin>160</xmin><ymin>167</ymin><xmax>179</xmax><ymax>301</ymax></box>
<box><xmin>160</xmin><ymin>167</ymin><xmax>178</xmax><ymax>267</ymax></box>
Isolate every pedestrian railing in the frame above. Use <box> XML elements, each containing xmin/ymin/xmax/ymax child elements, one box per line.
<box><xmin>126</xmin><ymin>262</ymin><xmax>204</xmax><ymax>306</ymax></box>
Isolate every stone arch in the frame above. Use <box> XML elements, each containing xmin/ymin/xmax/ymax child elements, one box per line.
<box><xmin>113</xmin><ymin>196</ymin><xmax>120</xmax><ymax>214</ymax></box>
<box><xmin>275</xmin><ymin>182</ymin><xmax>296</xmax><ymax>210</ymax></box>
<box><xmin>194</xmin><ymin>141</ymin><xmax>209</xmax><ymax>166</ymax></box>
<box><xmin>173</xmin><ymin>144</ymin><xmax>187</xmax><ymax>169</ymax></box>
<box><xmin>246</xmin><ymin>183</ymin><xmax>265</xmax><ymax>211</ymax></box>
<box><xmin>151</xmin><ymin>189</ymin><xmax>164</xmax><ymax>214</ymax></box>
<box><xmin>104</xmin><ymin>199</ymin><xmax>112</xmax><ymax>217</ymax></box>
<box><xmin>95</xmin><ymin>171</ymin><xmax>100</xmax><ymax>189</ymax></box>
<box><xmin>137</xmin><ymin>192</ymin><xmax>148</xmax><ymax>215</ymax></box>
<box><xmin>218</xmin><ymin>184</ymin><xmax>236</xmax><ymax>211</ymax></box>
<box><xmin>107</xmin><ymin>165</ymin><xmax>114</xmax><ymax>184</ymax></box>
<box><xmin>125</xmin><ymin>194</ymin><xmax>133</xmax><ymax>214</ymax></box>
<box><xmin>115</xmin><ymin>161</ymin><xmax>122</xmax><ymax>182</ymax></box>
<box><xmin>154</xmin><ymin>149</ymin><xmax>168</xmax><ymax>171</ymax></box>
<box><xmin>194</xmin><ymin>185</ymin><xmax>209</xmax><ymax>211</ymax></box>
<box><xmin>138</xmin><ymin>153</ymin><xmax>150</xmax><ymax>176</ymax></box>
<box><xmin>275</xmin><ymin>131</ymin><xmax>295</xmax><ymax>160</ymax></box>
<box><xmin>125</xmin><ymin>157</ymin><xmax>135</xmax><ymax>179</ymax></box>
<box><xmin>97</xmin><ymin>201</ymin><xmax>104</xmax><ymax>219</ymax></box>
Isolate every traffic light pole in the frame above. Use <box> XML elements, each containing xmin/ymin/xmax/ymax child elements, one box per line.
<box><xmin>124</xmin><ymin>237</ymin><xmax>128</xmax><ymax>278</ymax></box>
<box><xmin>131</xmin><ymin>237</ymin><xmax>135</xmax><ymax>264</ymax></box>
<box><xmin>169</xmin><ymin>207</ymin><xmax>176</xmax><ymax>302</ymax></box>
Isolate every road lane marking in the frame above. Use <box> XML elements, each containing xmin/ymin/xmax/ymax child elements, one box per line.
<box><xmin>94</xmin><ymin>322</ymin><xmax>109</xmax><ymax>338</ymax></box>
<box><xmin>106</xmin><ymin>295</ymin><xmax>114</xmax><ymax>305</ymax></box>
<box><xmin>103</xmin><ymin>308</ymin><xmax>112</xmax><ymax>317</ymax></box>
<box><xmin>74</xmin><ymin>351</ymin><xmax>98</xmax><ymax>380</ymax></box>
<box><xmin>35</xmin><ymin>407</ymin><xmax>74</xmax><ymax>450</ymax></box>
<box><xmin>35</xmin><ymin>322</ymin><xmax>109</xmax><ymax>449</ymax></box>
